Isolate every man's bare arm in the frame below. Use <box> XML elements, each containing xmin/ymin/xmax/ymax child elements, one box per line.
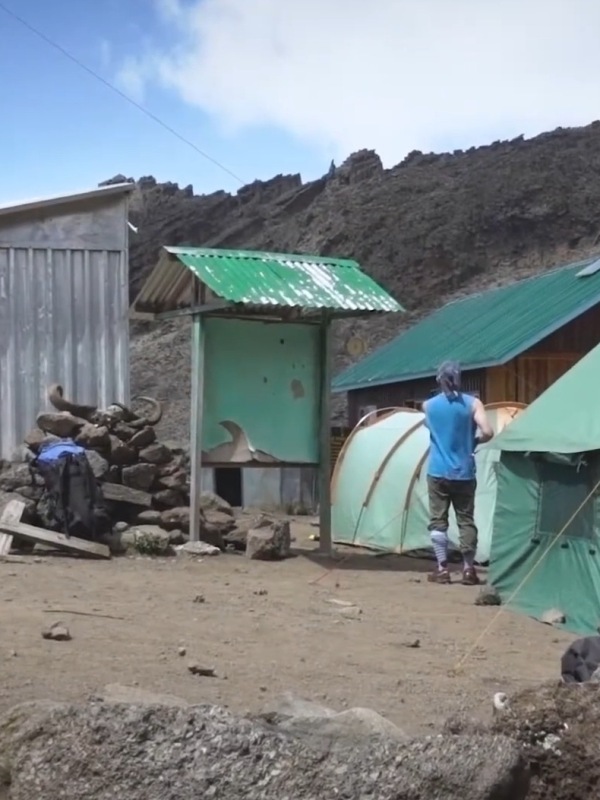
<box><xmin>473</xmin><ymin>398</ymin><xmax>494</xmax><ymax>444</ymax></box>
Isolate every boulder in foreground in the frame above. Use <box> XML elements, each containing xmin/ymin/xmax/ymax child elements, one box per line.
<box><xmin>0</xmin><ymin>699</ymin><xmax>528</xmax><ymax>800</ymax></box>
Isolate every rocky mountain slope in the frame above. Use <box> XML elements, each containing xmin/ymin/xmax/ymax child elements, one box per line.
<box><xmin>116</xmin><ymin>121</ymin><xmax>600</xmax><ymax>440</ymax></box>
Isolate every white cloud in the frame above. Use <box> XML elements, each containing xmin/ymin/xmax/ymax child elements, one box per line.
<box><xmin>120</xmin><ymin>0</ymin><xmax>600</xmax><ymax>164</ymax></box>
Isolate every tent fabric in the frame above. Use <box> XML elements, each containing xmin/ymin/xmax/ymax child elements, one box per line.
<box><xmin>489</xmin><ymin>451</ymin><xmax>600</xmax><ymax>636</ymax></box>
<box><xmin>332</xmin><ymin>405</ymin><xmax>524</xmax><ymax>563</ymax></box>
<box><xmin>491</xmin><ymin>341</ymin><xmax>600</xmax><ymax>453</ymax></box>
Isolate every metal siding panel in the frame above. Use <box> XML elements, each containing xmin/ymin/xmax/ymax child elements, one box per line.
<box><xmin>0</xmin><ymin>245</ymin><xmax>130</xmax><ymax>460</ymax></box>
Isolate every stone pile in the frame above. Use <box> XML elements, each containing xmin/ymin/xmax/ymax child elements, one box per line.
<box><xmin>0</xmin><ymin>402</ymin><xmax>239</xmax><ymax>552</ymax></box>
<box><xmin>0</xmin><ymin>399</ymin><xmax>293</xmax><ymax>559</ymax></box>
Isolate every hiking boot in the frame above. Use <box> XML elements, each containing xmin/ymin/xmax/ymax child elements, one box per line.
<box><xmin>461</xmin><ymin>567</ymin><xmax>480</xmax><ymax>586</ymax></box>
<box><xmin>428</xmin><ymin>568</ymin><xmax>451</xmax><ymax>584</ymax></box>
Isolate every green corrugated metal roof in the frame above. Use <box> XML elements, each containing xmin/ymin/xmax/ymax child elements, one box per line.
<box><xmin>492</xmin><ymin>340</ymin><xmax>600</xmax><ymax>453</ymax></box>
<box><xmin>333</xmin><ymin>256</ymin><xmax>600</xmax><ymax>392</ymax></box>
<box><xmin>165</xmin><ymin>246</ymin><xmax>403</xmax><ymax>314</ymax></box>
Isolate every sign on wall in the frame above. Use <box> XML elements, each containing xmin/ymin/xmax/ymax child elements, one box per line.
<box><xmin>200</xmin><ymin>318</ymin><xmax>321</xmax><ymax>465</ymax></box>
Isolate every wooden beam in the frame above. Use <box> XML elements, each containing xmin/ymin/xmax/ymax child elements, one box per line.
<box><xmin>318</xmin><ymin>315</ymin><xmax>333</xmax><ymax>555</ymax></box>
<box><xmin>0</xmin><ymin>519</ymin><xmax>110</xmax><ymax>559</ymax></box>
<box><xmin>0</xmin><ymin>499</ymin><xmax>24</xmax><ymax>555</ymax></box>
<box><xmin>155</xmin><ymin>302</ymin><xmax>233</xmax><ymax>321</ymax></box>
<box><xmin>189</xmin><ymin>313</ymin><xmax>206</xmax><ymax>542</ymax></box>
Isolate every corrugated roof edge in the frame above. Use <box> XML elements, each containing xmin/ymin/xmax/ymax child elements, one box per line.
<box><xmin>0</xmin><ymin>182</ymin><xmax>135</xmax><ymax>218</ymax></box>
<box><xmin>332</xmin><ymin>256</ymin><xmax>600</xmax><ymax>392</ymax></box>
<box><xmin>165</xmin><ymin>245</ymin><xmax>360</xmax><ymax>268</ymax></box>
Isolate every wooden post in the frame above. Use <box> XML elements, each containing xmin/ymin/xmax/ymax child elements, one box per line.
<box><xmin>318</xmin><ymin>314</ymin><xmax>333</xmax><ymax>555</ymax></box>
<box><xmin>189</xmin><ymin>313</ymin><xmax>205</xmax><ymax>542</ymax></box>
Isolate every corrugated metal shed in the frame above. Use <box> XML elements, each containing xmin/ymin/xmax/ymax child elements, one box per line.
<box><xmin>0</xmin><ymin>183</ymin><xmax>133</xmax><ymax>460</ymax></box>
<box><xmin>333</xmin><ymin>255</ymin><xmax>600</xmax><ymax>392</ymax></box>
<box><xmin>131</xmin><ymin>246</ymin><xmax>403</xmax><ymax>316</ymax></box>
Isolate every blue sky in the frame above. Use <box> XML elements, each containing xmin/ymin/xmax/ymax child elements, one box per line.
<box><xmin>0</xmin><ymin>0</ymin><xmax>328</xmax><ymax>203</ymax></box>
<box><xmin>1</xmin><ymin>0</ymin><xmax>599</xmax><ymax>206</ymax></box>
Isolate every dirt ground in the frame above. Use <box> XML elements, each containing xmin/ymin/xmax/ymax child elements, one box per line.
<box><xmin>0</xmin><ymin>520</ymin><xmax>573</xmax><ymax>736</ymax></box>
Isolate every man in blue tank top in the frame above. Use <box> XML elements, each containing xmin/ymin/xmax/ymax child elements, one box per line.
<box><xmin>423</xmin><ymin>361</ymin><xmax>494</xmax><ymax>585</ymax></box>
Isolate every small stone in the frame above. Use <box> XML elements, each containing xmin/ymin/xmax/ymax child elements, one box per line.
<box><xmin>160</xmin><ymin>506</ymin><xmax>190</xmax><ymax>532</ymax></box>
<box><xmin>122</xmin><ymin>463</ymin><xmax>158</xmax><ymax>492</ymax></box>
<box><xmin>84</xmin><ymin>450</ymin><xmax>110</xmax><ymax>479</ymax></box>
<box><xmin>178</xmin><ymin>646</ymin><xmax>187</xmax><ymax>657</ymax></box>
<box><xmin>135</xmin><ymin>509</ymin><xmax>162</xmax><ymax>525</ymax></box>
<box><xmin>199</xmin><ymin>492</ymin><xmax>234</xmax><ymax>517</ymax></box>
<box><xmin>339</xmin><ymin>605</ymin><xmax>363</xmax><ymax>620</ymax></box>
<box><xmin>109</xmin><ymin>435</ymin><xmax>137</xmax><ymax>466</ymax></box>
<box><xmin>168</xmin><ymin>529</ymin><xmax>188</xmax><ymax>546</ymax></box>
<box><xmin>540</xmin><ymin>608</ymin><xmax>566</xmax><ymax>625</ymax></box>
<box><xmin>139</xmin><ymin>443</ymin><xmax>173</xmax><ymax>465</ymax></box>
<box><xmin>153</xmin><ymin>489</ymin><xmax>186</xmax><ymax>508</ymax></box>
<box><xmin>193</xmin><ymin>594</ymin><xmax>205</xmax><ymax>604</ymax></box>
<box><xmin>157</xmin><ymin>471</ymin><xmax>187</xmax><ymax>491</ymax></box>
<box><xmin>245</xmin><ymin>521</ymin><xmax>291</xmax><ymax>560</ymax></box>
<box><xmin>177</xmin><ymin>541</ymin><xmax>220</xmax><ymax>558</ymax></box>
<box><xmin>23</xmin><ymin>428</ymin><xmax>56</xmax><ymax>453</ymax></box>
<box><xmin>113</xmin><ymin>423</ymin><xmax>138</xmax><ymax>442</ymax></box>
<box><xmin>475</xmin><ymin>587</ymin><xmax>502</xmax><ymax>606</ymax></box>
<box><xmin>187</xmin><ymin>662</ymin><xmax>215</xmax><ymax>677</ymax></box>
<box><xmin>114</xmin><ymin>521</ymin><xmax>129</xmax><ymax>533</ymax></box>
<box><xmin>404</xmin><ymin>639</ymin><xmax>421</xmax><ymax>648</ymax></box>
<box><xmin>75</xmin><ymin>423</ymin><xmax>110</xmax><ymax>449</ymax></box>
<box><xmin>102</xmin><ymin>483</ymin><xmax>152</xmax><ymax>508</ymax></box>
<box><xmin>129</xmin><ymin>427</ymin><xmax>156</xmax><ymax>450</ymax></box>
<box><xmin>41</xmin><ymin>621</ymin><xmax>71</xmax><ymax>641</ymax></box>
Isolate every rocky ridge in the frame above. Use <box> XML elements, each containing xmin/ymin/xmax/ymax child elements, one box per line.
<box><xmin>118</xmin><ymin>122</ymin><xmax>600</xmax><ymax>439</ymax></box>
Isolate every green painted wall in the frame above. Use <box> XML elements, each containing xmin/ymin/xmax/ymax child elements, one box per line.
<box><xmin>202</xmin><ymin>318</ymin><xmax>320</xmax><ymax>464</ymax></box>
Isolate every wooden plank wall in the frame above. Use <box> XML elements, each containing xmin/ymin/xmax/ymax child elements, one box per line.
<box><xmin>486</xmin><ymin>354</ymin><xmax>580</xmax><ymax>404</ymax></box>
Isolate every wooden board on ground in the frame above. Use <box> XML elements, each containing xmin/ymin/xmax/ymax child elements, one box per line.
<box><xmin>0</xmin><ymin>517</ymin><xmax>110</xmax><ymax>560</ymax></box>
<box><xmin>0</xmin><ymin>499</ymin><xmax>25</xmax><ymax>556</ymax></box>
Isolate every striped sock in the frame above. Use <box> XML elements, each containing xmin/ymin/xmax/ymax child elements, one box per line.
<box><xmin>430</xmin><ymin>530</ymin><xmax>449</xmax><ymax>569</ymax></box>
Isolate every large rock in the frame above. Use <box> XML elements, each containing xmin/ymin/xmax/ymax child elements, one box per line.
<box><xmin>157</xmin><ymin>470</ymin><xmax>187</xmax><ymax>491</ymax></box>
<box><xmin>121</xmin><ymin>525</ymin><xmax>172</xmax><ymax>555</ymax></box>
<box><xmin>36</xmin><ymin>412</ymin><xmax>85</xmax><ymax>438</ymax></box>
<box><xmin>109</xmin><ymin>435</ymin><xmax>137</xmax><ymax>466</ymax></box>
<box><xmin>224</xmin><ymin>513</ymin><xmax>272</xmax><ymax>550</ymax></box>
<box><xmin>0</xmin><ymin>464</ymin><xmax>32</xmax><ymax>493</ymax></box>
<box><xmin>129</xmin><ymin>427</ymin><xmax>156</xmax><ymax>450</ymax></box>
<box><xmin>246</xmin><ymin>520</ymin><xmax>291</xmax><ymax>560</ymax></box>
<box><xmin>75</xmin><ymin>423</ymin><xmax>110</xmax><ymax>450</ymax></box>
<box><xmin>23</xmin><ymin>428</ymin><xmax>58</xmax><ymax>453</ymax></box>
<box><xmin>102</xmin><ymin>483</ymin><xmax>152</xmax><ymax>508</ymax></box>
<box><xmin>139</xmin><ymin>443</ymin><xmax>173</xmax><ymax>465</ymax></box>
<box><xmin>122</xmin><ymin>463</ymin><xmax>158</xmax><ymax>492</ymax></box>
<box><xmin>259</xmin><ymin>692</ymin><xmax>407</xmax><ymax>749</ymax></box>
<box><xmin>153</xmin><ymin>488</ymin><xmax>186</xmax><ymax>508</ymax></box>
<box><xmin>160</xmin><ymin>506</ymin><xmax>190</xmax><ymax>532</ymax></box>
<box><xmin>84</xmin><ymin>450</ymin><xmax>110</xmax><ymax>480</ymax></box>
<box><xmin>0</xmin><ymin>700</ymin><xmax>529</xmax><ymax>800</ymax></box>
<box><xmin>199</xmin><ymin>491</ymin><xmax>234</xmax><ymax>516</ymax></box>
<box><xmin>0</xmin><ymin>491</ymin><xmax>37</xmax><ymax>525</ymax></box>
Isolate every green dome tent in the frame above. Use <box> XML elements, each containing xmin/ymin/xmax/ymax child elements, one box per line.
<box><xmin>331</xmin><ymin>403</ymin><xmax>525</xmax><ymax>563</ymax></box>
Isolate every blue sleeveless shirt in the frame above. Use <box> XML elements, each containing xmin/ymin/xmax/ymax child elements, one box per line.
<box><xmin>424</xmin><ymin>392</ymin><xmax>477</xmax><ymax>480</ymax></box>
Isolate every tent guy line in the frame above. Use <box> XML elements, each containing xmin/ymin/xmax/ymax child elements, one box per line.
<box><xmin>450</xmin><ymin>475</ymin><xmax>600</xmax><ymax>675</ymax></box>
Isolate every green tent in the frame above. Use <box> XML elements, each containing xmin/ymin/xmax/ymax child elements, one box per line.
<box><xmin>332</xmin><ymin>405</ymin><xmax>523</xmax><ymax>563</ymax></box>
<box><xmin>490</xmin><ymin>343</ymin><xmax>600</xmax><ymax>635</ymax></box>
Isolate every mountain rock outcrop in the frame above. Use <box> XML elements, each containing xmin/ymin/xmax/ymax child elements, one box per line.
<box><xmin>124</xmin><ymin>122</ymin><xmax>600</xmax><ymax>439</ymax></box>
